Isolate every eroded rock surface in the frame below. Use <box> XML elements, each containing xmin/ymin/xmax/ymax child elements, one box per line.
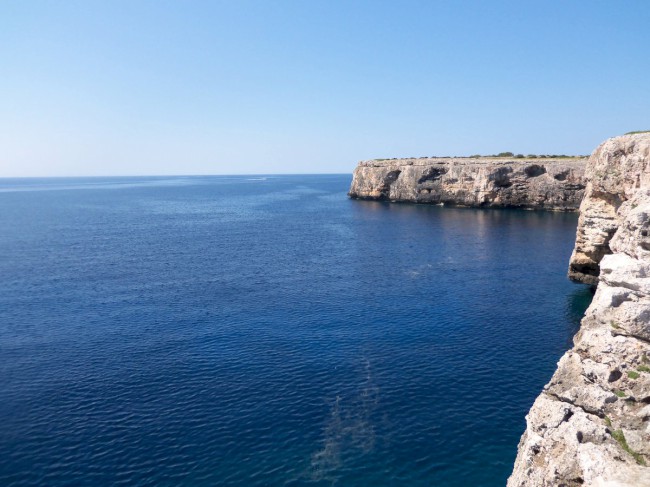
<box><xmin>509</xmin><ymin>134</ymin><xmax>650</xmax><ymax>486</ymax></box>
<box><xmin>569</xmin><ymin>134</ymin><xmax>650</xmax><ymax>285</ymax></box>
<box><xmin>349</xmin><ymin>157</ymin><xmax>586</xmax><ymax>210</ymax></box>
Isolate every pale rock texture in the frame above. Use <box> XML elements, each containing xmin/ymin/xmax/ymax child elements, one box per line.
<box><xmin>348</xmin><ymin>157</ymin><xmax>586</xmax><ymax>210</ymax></box>
<box><xmin>569</xmin><ymin>134</ymin><xmax>650</xmax><ymax>285</ymax></box>
<box><xmin>509</xmin><ymin>134</ymin><xmax>650</xmax><ymax>487</ymax></box>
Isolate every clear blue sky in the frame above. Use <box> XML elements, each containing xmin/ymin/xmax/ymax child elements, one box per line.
<box><xmin>1</xmin><ymin>1</ymin><xmax>649</xmax><ymax>176</ymax></box>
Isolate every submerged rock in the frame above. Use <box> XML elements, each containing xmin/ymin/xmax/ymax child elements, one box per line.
<box><xmin>348</xmin><ymin>157</ymin><xmax>586</xmax><ymax>211</ymax></box>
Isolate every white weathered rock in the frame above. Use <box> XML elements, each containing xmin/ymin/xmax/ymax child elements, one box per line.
<box><xmin>509</xmin><ymin>135</ymin><xmax>650</xmax><ymax>486</ymax></box>
<box><xmin>348</xmin><ymin>157</ymin><xmax>586</xmax><ymax>210</ymax></box>
<box><xmin>569</xmin><ymin>134</ymin><xmax>650</xmax><ymax>285</ymax></box>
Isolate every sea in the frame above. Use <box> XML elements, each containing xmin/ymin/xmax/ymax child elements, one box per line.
<box><xmin>0</xmin><ymin>174</ymin><xmax>592</xmax><ymax>486</ymax></box>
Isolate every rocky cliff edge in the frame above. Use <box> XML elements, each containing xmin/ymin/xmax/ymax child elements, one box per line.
<box><xmin>509</xmin><ymin>133</ymin><xmax>650</xmax><ymax>486</ymax></box>
<box><xmin>569</xmin><ymin>135</ymin><xmax>650</xmax><ymax>285</ymax></box>
<box><xmin>349</xmin><ymin>157</ymin><xmax>586</xmax><ymax>211</ymax></box>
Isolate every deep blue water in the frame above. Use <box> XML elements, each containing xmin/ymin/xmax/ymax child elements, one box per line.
<box><xmin>0</xmin><ymin>175</ymin><xmax>591</xmax><ymax>486</ymax></box>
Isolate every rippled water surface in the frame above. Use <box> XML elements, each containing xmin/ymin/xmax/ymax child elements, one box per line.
<box><xmin>0</xmin><ymin>175</ymin><xmax>591</xmax><ymax>486</ymax></box>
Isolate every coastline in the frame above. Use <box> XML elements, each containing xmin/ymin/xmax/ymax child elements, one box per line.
<box><xmin>348</xmin><ymin>157</ymin><xmax>587</xmax><ymax>211</ymax></box>
<box><xmin>349</xmin><ymin>133</ymin><xmax>650</xmax><ymax>485</ymax></box>
<box><xmin>509</xmin><ymin>133</ymin><xmax>650</xmax><ymax>486</ymax></box>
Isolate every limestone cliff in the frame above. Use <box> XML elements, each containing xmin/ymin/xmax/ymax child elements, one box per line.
<box><xmin>509</xmin><ymin>134</ymin><xmax>650</xmax><ymax>486</ymax></box>
<box><xmin>569</xmin><ymin>135</ymin><xmax>650</xmax><ymax>285</ymax></box>
<box><xmin>349</xmin><ymin>157</ymin><xmax>586</xmax><ymax>211</ymax></box>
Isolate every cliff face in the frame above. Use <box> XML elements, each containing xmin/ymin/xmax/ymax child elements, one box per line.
<box><xmin>509</xmin><ymin>134</ymin><xmax>650</xmax><ymax>486</ymax></box>
<box><xmin>349</xmin><ymin>157</ymin><xmax>586</xmax><ymax>211</ymax></box>
<box><xmin>569</xmin><ymin>135</ymin><xmax>650</xmax><ymax>285</ymax></box>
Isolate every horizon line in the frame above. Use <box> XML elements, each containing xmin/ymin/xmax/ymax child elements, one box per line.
<box><xmin>0</xmin><ymin>172</ymin><xmax>353</xmax><ymax>180</ymax></box>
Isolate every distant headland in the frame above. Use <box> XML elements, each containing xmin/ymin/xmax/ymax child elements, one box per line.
<box><xmin>349</xmin><ymin>156</ymin><xmax>587</xmax><ymax>211</ymax></box>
